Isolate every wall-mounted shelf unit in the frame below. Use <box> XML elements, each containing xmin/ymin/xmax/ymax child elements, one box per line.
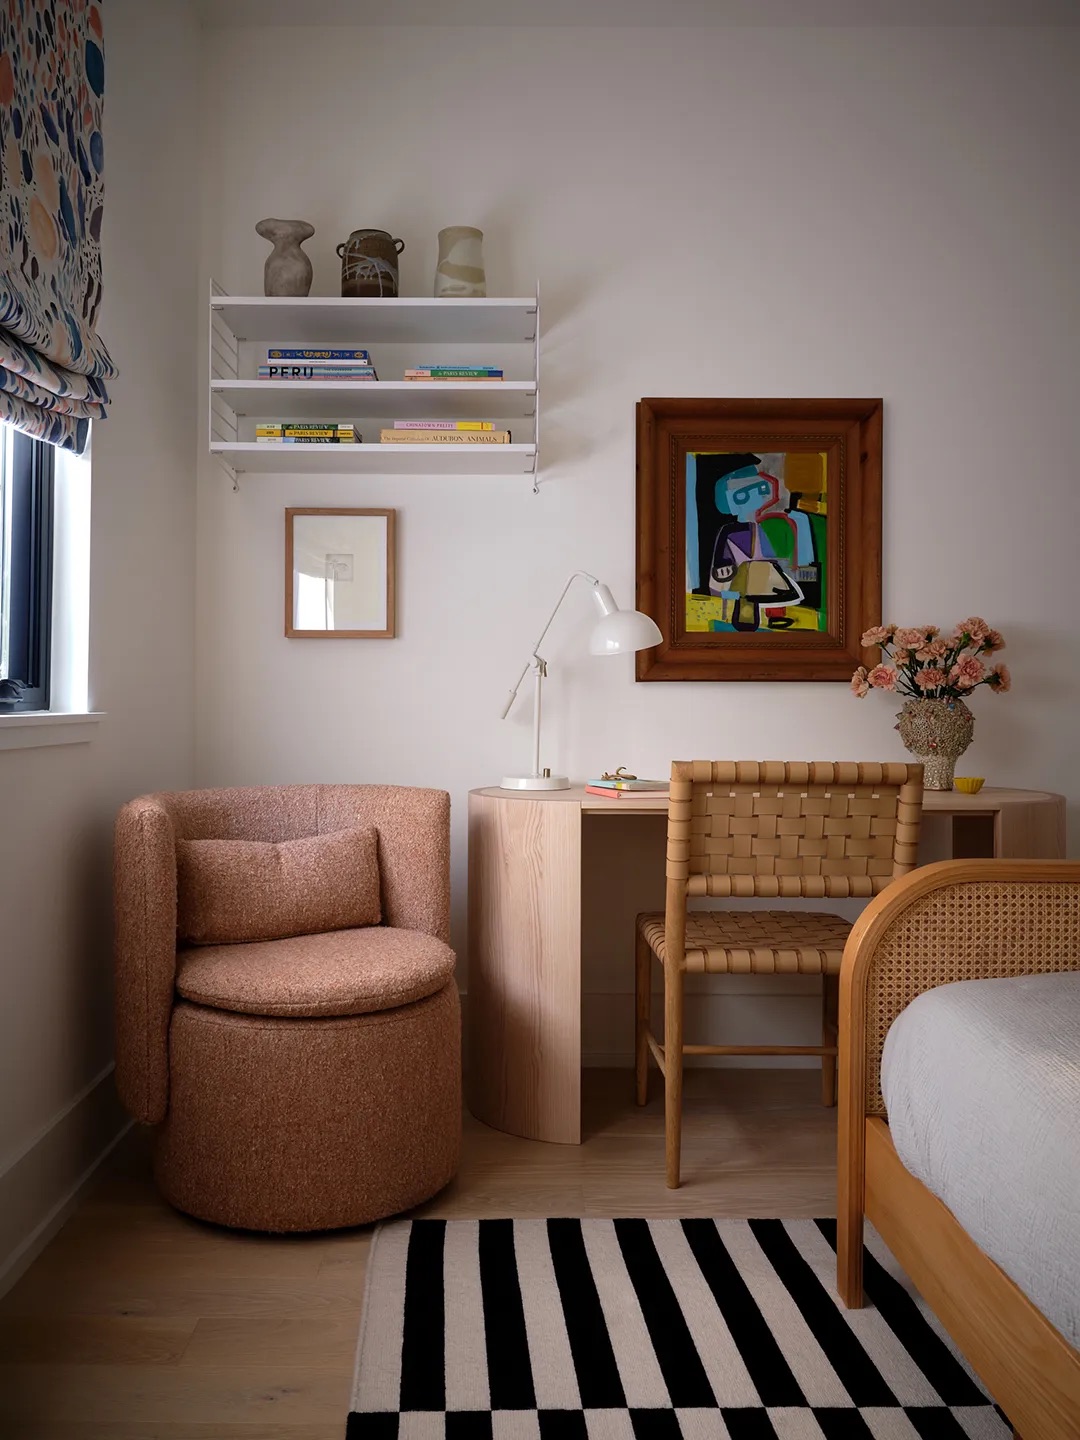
<box><xmin>208</xmin><ymin>281</ymin><xmax>539</xmax><ymax>489</ymax></box>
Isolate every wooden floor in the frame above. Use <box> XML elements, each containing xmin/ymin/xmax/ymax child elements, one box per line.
<box><xmin>0</xmin><ymin>1068</ymin><xmax>837</xmax><ymax>1438</ymax></box>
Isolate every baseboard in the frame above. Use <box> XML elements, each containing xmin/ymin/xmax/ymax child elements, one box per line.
<box><xmin>0</xmin><ymin>1063</ymin><xmax>131</xmax><ymax>1297</ymax></box>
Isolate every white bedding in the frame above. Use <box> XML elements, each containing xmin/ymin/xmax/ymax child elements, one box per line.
<box><xmin>881</xmin><ymin>971</ymin><xmax>1080</xmax><ymax>1348</ymax></box>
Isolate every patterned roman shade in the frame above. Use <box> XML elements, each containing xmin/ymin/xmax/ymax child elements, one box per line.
<box><xmin>0</xmin><ymin>0</ymin><xmax>115</xmax><ymax>453</ymax></box>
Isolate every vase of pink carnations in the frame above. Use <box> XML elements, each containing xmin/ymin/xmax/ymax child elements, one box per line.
<box><xmin>850</xmin><ymin>618</ymin><xmax>1010</xmax><ymax>790</ymax></box>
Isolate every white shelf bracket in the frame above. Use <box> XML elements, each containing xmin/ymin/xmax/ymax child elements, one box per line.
<box><xmin>216</xmin><ymin>455</ymin><xmax>239</xmax><ymax>492</ymax></box>
<box><xmin>532</xmin><ymin>279</ymin><xmax>541</xmax><ymax>494</ymax></box>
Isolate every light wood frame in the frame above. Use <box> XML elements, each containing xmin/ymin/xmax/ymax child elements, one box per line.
<box><xmin>285</xmin><ymin>507</ymin><xmax>396</xmax><ymax>639</ymax></box>
<box><xmin>635</xmin><ymin>398</ymin><xmax>882</xmax><ymax>681</ymax></box>
<box><xmin>838</xmin><ymin>858</ymin><xmax>1080</xmax><ymax>1440</ymax></box>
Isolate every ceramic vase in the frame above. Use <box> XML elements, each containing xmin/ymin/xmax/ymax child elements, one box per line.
<box><xmin>895</xmin><ymin>697</ymin><xmax>974</xmax><ymax>791</ymax></box>
<box><xmin>434</xmin><ymin>226</ymin><xmax>486</xmax><ymax>297</ymax></box>
<box><xmin>255</xmin><ymin>218</ymin><xmax>314</xmax><ymax>297</ymax></box>
<box><xmin>337</xmin><ymin>229</ymin><xmax>405</xmax><ymax>297</ymax></box>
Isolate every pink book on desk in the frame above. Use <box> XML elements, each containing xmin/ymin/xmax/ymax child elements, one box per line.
<box><xmin>584</xmin><ymin>784</ymin><xmax>669</xmax><ymax>800</ymax></box>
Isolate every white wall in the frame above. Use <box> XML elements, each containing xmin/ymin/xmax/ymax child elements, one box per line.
<box><xmin>0</xmin><ymin>0</ymin><xmax>199</xmax><ymax>1286</ymax></box>
<box><xmin>197</xmin><ymin>23</ymin><xmax>1079</xmax><ymax>1061</ymax></box>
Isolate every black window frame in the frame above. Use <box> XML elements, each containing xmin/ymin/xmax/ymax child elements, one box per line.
<box><xmin>0</xmin><ymin>429</ymin><xmax>55</xmax><ymax>712</ymax></box>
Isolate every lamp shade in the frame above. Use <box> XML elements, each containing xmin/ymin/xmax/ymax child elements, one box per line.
<box><xmin>588</xmin><ymin>606</ymin><xmax>662</xmax><ymax>656</ymax></box>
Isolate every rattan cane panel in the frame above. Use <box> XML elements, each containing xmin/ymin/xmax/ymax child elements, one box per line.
<box><xmin>864</xmin><ymin>880</ymin><xmax>1080</xmax><ymax>1116</ymax></box>
<box><xmin>639</xmin><ymin>910</ymin><xmax>852</xmax><ymax>976</ymax></box>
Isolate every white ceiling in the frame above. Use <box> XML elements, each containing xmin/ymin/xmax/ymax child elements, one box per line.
<box><xmin>194</xmin><ymin>0</ymin><xmax>1080</xmax><ymax>26</ymax></box>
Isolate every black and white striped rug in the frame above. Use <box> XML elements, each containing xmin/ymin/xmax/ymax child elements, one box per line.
<box><xmin>347</xmin><ymin>1218</ymin><xmax>1006</xmax><ymax>1439</ymax></box>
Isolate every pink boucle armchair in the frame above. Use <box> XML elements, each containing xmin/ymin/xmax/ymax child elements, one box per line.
<box><xmin>113</xmin><ymin>784</ymin><xmax>461</xmax><ymax>1231</ymax></box>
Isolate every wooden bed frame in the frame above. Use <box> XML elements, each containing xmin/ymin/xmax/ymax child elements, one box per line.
<box><xmin>837</xmin><ymin>858</ymin><xmax>1080</xmax><ymax>1440</ymax></box>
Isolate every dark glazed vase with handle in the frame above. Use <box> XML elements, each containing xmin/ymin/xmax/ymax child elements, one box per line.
<box><xmin>337</xmin><ymin>229</ymin><xmax>405</xmax><ymax>297</ymax></box>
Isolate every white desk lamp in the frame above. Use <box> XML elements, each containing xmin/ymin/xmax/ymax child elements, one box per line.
<box><xmin>499</xmin><ymin>571</ymin><xmax>662</xmax><ymax>791</ymax></box>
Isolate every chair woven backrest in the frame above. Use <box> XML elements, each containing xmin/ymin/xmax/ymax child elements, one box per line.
<box><xmin>666</xmin><ymin>761</ymin><xmax>924</xmax><ymax>901</ymax></box>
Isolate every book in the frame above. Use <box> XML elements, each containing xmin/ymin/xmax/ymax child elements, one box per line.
<box><xmin>402</xmin><ymin>375</ymin><xmax>502</xmax><ymax>382</ymax></box>
<box><xmin>267</xmin><ymin>349</ymin><xmax>370</xmax><ymax>361</ymax></box>
<box><xmin>586</xmin><ymin>778</ymin><xmax>670</xmax><ymax>791</ymax></box>
<box><xmin>392</xmin><ymin>420</ymin><xmax>494</xmax><ymax>431</ymax></box>
<box><xmin>404</xmin><ymin>368</ymin><xmax>503</xmax><ymax>378</ymax></box>
<box><xmin>257</xmin><ymin>369</ymin><xmax>378</xmax><ymax>381</ymax></box>
<box><xmin>257</xmin><ymin>364</ymin><xmax>377</xmax><ymax>373</ymax></box>
<box><xmin>256</xmin><ymin>436</ymin><xmax>360</xmax><ymax>444</ymax></box>
<box><xmin>256</xmin><ymin>422</ymin><xmax>358</xmax><ymax>432</ymax></box>
<box><xmin>257</xmin><ymin>431</ymin><xmax>358</xmax><ymax>439</ymax></box>
<box><xmin>378</xmin><ymin>429</ymin><xmax>510</xmax><ymax>444</ymax></box>
<box><xmin>584</xmin><ymin>784</ymin><xmax>669</xmax><ymax>800</ymax></box>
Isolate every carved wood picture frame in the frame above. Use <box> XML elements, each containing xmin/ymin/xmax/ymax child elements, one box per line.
<box><xmin>635</xmin><ymin>398</ymin><xmax>882</xmax><ymax>681</ymax></box>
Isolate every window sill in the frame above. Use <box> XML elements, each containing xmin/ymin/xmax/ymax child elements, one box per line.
<box><xmin>0</xmin><ymin>711</ymin><xmax>105</xmax><ymax>751</ymax></box>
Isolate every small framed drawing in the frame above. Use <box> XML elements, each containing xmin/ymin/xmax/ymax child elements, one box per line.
<box><xmin>636</xmin><ymin>398</ymin><xmax>882</xmax><ymax>681</ymax></box>
<box><xmin>285</xmin><ymin>508</ymin><xmax>396</xmax><ymax>639</ymax></box>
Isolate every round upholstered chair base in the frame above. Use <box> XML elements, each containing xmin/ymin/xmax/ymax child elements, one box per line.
<box><xmin>153</xmin><ymin>982</ymin><xmax>461</xmax><ymax>1231</ymax></box>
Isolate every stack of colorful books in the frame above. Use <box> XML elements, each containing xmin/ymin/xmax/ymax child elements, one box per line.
<box><xmin>259</xmin><ymin>348</ymin><xmax>378</xmax><ymax>381</ymax></box>
<box><xmin>403</xmin><ymin>366</ymin><xmax>503</xmax><ymax>382</ymax></box>
<box><xmin>379</xmin><ymin>426</ymin><xmax>509</xmax><ymax>445</ymax></box>
<box><xmin>256</xmin><ymin>422</ymin><xmax>361</xmax><ymax>445</ymax></box>
<box><xmin>583</xmin><ymin>777</ymin><xmax>670</xmax><ymax>800</ymax></box>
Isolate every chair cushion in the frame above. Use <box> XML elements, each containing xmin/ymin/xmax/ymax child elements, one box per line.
<box><xmin>176</xmin><ymin>826</ymin><xmax>380</xmax><ymax>945</ymax></box>
<box><xmin>175</xmin><ymin>926</ymin><xmax>456</xmax><ymax>1018</ymax></box>
<box><xmin>638</xmin><ymin>909</ymin><xmax>852</xmax><ymax>974</ymax></box>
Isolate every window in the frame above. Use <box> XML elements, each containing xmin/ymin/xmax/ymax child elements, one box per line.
<box><xmin>0</xmin><ymin>426</ymin><xmax>54</xmax><ymax>711</ymax></box>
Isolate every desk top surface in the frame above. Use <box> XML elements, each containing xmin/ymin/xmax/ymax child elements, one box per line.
<box><xmin>471</xmin><ymin>784</ymin><xmax>1063</xmax><ymax>815</ymax></box>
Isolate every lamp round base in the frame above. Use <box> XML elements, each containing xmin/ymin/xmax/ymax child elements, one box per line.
<box><xmin>499</xmin><ymin>774</ymin><xmax>571</xmax><ymax>791</ymax></box>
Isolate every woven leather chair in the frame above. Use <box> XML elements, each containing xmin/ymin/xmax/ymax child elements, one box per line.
<box><xmin>635</xmin><ymin>760</ymin><xmax>924</xmax><ymax>1187</ymax></box>
<box><xmin>114</xmin><ymin>784</ymin><xmax>461</xmax><ymax>1231</ymax></box>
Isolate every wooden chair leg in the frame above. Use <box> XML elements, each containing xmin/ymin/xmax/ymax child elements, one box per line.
<box><xmin>664</xmin><ymin>959</ymin><xmax>684</xmax><ymax>1188</ymax></box>
<box><xmin>635</xmin><ymin>927</ymin><xmax>651</xmax><ymax>1106</ymax></box>
<box><xmin>821</xmin><ymin>974</ymin><xmax>839</xmax><ymax>1107</ymax></box>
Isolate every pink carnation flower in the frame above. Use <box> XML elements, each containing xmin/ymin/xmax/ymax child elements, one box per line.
<box><xmin>981</xmin><ymin>629</ymin><xmax>1005</xmax><ymax>653</ymax></box>
<box><xmin>949</xmin><ymin>656</ymin><xmax>986</xmax><ymax>689</ymax></box>
<box><xmin>916</xmin><ymin>639</ymin><xmax>948</xmax><ymax>661</ymax></box>
<box><xmin>850</xmin><ymin>666</ymin><xmax>870</xmax><ymax>697</ymax></box>
<box><xmin>892</xmin><ymin>647</ymin><xmax>911</xmax><ymax>666</ymax></box>
<box><xmin>894</xmin><ymin>627</ymin><xmax>928</xmax><ymax>649</ymax></box>
<box><xmin>960</xmin><ymin>616</ymin><xmax>991</xmax><ymax>642</ymax></box>
<box><xmin>860</xmin><ymin>625</ymin><xmax>893</xmax><ymax>647</ymax></box>
<box><xmin>989</xmin><ymin>663</ymin><xmax>1011</xmax><ymax>693</ymax></box>
<box><xmin>914</xmin><ymin>667</ymin><xmax>947</xmax><ymax>691</ymax></box>
<box><xmin>867</xmin><ymin>664</ymin><xmax>898</xmax><ymax>691</ymax></box>
<box><xmin>924</xmin><ymin>626</ymin><xmax>940</xmax><ymax>638</ymax></box>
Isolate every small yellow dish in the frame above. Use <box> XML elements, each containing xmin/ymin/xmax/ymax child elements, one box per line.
<box><xmin>954</xmin><ymin>777</ymin><xmax>986</xmax><ymax>794</ymax></box>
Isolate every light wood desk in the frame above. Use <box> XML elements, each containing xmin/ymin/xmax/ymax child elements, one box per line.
<box><xmin>467</xmin><ymin>785</ymin><xmax>1065</xmax><ymax>1144</ymax></box>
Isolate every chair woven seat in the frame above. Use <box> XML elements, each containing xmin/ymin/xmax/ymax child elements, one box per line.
<box><xmin>638</xmin><ymin>909</ymin><xmax>852</xmax><ymax>975</ymax></box>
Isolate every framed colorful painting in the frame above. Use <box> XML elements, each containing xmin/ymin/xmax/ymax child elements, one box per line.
<box><xmin>635</xmin><ymin>398</ymin><xmax>882</xmax><ymax>681</ymax></box>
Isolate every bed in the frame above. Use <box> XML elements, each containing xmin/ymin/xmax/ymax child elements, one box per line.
<box><xmin>837</xmin><ymin>858</ymin><xmax>1080</xmax><ymax>1440</ymax></box>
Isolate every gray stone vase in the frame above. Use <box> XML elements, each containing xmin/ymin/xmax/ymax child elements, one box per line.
<box><xmin>256</xmin><ymin>218</ymin><xmax>315</xmax><ymax>297</ymax></box>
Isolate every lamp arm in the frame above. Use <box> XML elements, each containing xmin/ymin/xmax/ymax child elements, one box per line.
<box><xmin>499</xmin><ymin>570</ymin><xmax>601</xmax><ymax>719</ymax></box>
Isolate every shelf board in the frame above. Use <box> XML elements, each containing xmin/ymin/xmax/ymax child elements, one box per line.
<box><xmin>211</xmin><ymin>295</ymin><xmax>538</xmax><ymax>344</ymax></box>
<box><xmin>210</xmin><ymin>441</ymin><xmax>537</xmax><ymax>476</ymax></box>
<box><xmin>211</xmin><ymin>379</ymin><xmax>535</xmax><ymax>421</ymax></box>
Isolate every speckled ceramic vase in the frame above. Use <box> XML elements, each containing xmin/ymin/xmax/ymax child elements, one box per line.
<box><xmin>895</xmin><ymin>697</ymin><xmax>974</xmax><ymax>790</ymax></box>
<box><xmin>256</xmin><ymin>218</ymin><xmax>314</xmax><ymax>297</ymax></box>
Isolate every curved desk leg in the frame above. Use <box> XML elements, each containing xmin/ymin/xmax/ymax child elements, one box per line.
<box><xmin>467</xmin><ymin>793</ymin><xmax>582</xmax><ymax>1143</ymax></box>
<box><xmin>995</xmin><ymin>794</ymin><xmax>1066</xmax><ymax>859</ymax></box>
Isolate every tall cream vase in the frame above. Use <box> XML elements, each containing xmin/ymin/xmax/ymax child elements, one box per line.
<box><xmin>434</xmin><ymin>227</ymin><xmax>486</xmax><ymax>297</ymax></box>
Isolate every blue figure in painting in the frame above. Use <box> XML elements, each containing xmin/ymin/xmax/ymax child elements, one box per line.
<box><xmin>710</xmin><ymin>464</ymin><xmax>803</xmax><ymax>631</ymax></box>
